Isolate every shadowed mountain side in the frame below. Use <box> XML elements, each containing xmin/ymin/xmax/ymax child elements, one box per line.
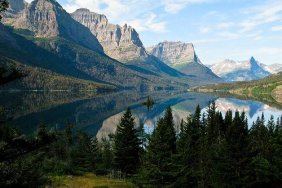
<box><xmin>0</xmin><ymin>24</ymin><xmax>188</xmax><ymax>90</ymax></box>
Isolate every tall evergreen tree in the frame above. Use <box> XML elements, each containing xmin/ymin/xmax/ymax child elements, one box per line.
<box><xmin>142</xmin><ymin>107</ymin><xmax>176</xmax><ymax>186</ymax></box>
<box><xmin>71</xmin><ymin>132</ymin><xmax>98</xmax><ymax>174</ymax></box>
<box><xmin>175</xmin><ymin>105</ymin><xmax>202</xmax><ymax>187</ymax></box>
<box><xmin>114</xmin><ymin>108</ymin><xmax>140</xmax><ymax>176</ymax></box>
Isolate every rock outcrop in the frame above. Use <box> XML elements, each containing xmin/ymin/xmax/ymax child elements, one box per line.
<box><xmin>147</xmin><ymin>41</ymin><xmax>196</xmax><ymax>66</ymax></box>
<box><xmin>7</xmin><ymin>0</ymin><xmax>103</xmax><ymax>53</ymax></box>
<box><xmin>148</xmin><ymin>41</ymin><xmax>222</xmax><ymax>83</ymax></box>
<box><xmin>210</xmin><ymin>57</ymin><xmax>270</xmax><ymax>82</ymax></box>
<box><xmin>71</xmin><ymin>8</ymin><xmax>147</xmax><ymax>62</ymax></box>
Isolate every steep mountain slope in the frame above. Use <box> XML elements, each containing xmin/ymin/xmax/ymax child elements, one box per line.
<box><xmin>0</xmin><ymin>56</ymin><xmax>114</xmax><ymax>91</ymax></box>
<box><xmin>71</xmin><ymin>9</ymin><xmax>185</xmax><ymax>78</ymax></box>
<box><xmin>147</xmin><ymin>41</ymin><xmax>222</xmax><ymax>84</ymax></box>
<box><xmin>1</xmin><ymin>0</ymin><xmax>189</xmax><ymax>90</ymax></box>
<box><xmin>210</xmin><ymin>57</ymin><xmax>270</xmax><ymax>82</ymax></box>
<box><xmin>6</xmin><ymin>0</ymin><xmax>103</xmax><ymax>53</ymax></box>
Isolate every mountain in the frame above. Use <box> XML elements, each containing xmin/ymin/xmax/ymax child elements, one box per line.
<box><xmin>1</xmin><ymin>0</ymin><xmax>190</xmax><ymax>90</ymax></box>
<box><xmin>210</xmin><ymin>57</ymin><xmax>270</xmax><ymax>82</ymax></box>
<box><xmin>6</xmin><ymin>0</ymin><xmax>103</xmax><ymax>53</ymax></box>
<box><xmin>261</xmin><ymin>63</ymin><xmax>282</xmax><ymax>74</ymax></box>
<box><xmin>71</xmin><ymin>8</ymin><xmax>146</xmax><ymax>63</ymax></box>
<box><xmin>147</xmin><ymin>41</ymin><xmax>222</xmax><ymax>84</ymax></box>
<box><xmin>70</xmin><ymin>9</ymin><xmax>185</xmax><ymax>78</ymax></box>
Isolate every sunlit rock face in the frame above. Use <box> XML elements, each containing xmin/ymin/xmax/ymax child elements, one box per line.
<box><xmin>210</xmin><ymin>57</ymin><xmax>270</xmax><ymax>81</ymax></box>
<box><xmin>5</xmin><ymin>0</ymin><xmax>103</xmax><ymax>53</ymax></box>
<box><xmin>71</xmin><ymin>8</ymin><xmax>147</xmax><ymax>63</ymax></box>
<box><xmin>147</xmin><ymin>41</ymin><xmax>222</xmax><ymax>83</ymax></box>
<box><xmin>147</xmin><ymin>41</ymin><xmax>196</xmax><ymax>66</ymax></box>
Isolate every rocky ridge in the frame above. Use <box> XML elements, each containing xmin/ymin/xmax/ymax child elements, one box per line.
<box><xmin>210</xmin><ymin>57</ymin><xmax>271</xmax><ymax>81</ymax></box>
<box><xmin>6</xmin><ymin>0</ymin><xmax>103</xmax><ymax>53</ymax></box>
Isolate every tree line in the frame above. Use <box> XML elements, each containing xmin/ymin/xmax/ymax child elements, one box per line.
<box><xmin>0</xmin><ymin>103</ymin><xmax>282</xmax><ymax>187</ymax></box>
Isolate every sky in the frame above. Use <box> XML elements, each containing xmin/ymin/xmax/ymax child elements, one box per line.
<box><xmin>25</xmin><ymin>0</ymin><xmax>282</xmax><ymax>65</ymax></box>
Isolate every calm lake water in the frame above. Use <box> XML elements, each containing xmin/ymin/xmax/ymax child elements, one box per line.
<box><xmin>1</xmin><ymin>90</ymin><xmax>281</xmax><ymax>137</ymax></box>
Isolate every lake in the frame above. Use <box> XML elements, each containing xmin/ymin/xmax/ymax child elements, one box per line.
<box><xmin>1</xmin><ymin>90</ymin><xmax>281</xmax><ymax>137</ymax></box>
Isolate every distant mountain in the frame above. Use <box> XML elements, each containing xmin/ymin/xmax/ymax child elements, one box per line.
<box><xmin>261</xmin><ymin>63</ymin><xmax>282</xmax><ymax>74</ymax></box>
<box><xmin>71</xmin><ymin>8</ymin><xmax>185</xmax><ymax>78</ymax></box>
<box><xmin>1</xmin><ymin>0</ymin><xmax>189</xmax><ymax>90</ymax></box>
<box><xmin>210</xmin><ymin>57</ymin><xmax>270</xmax><ymax>82</ymax></box>
<box><xmin>147</xmin><ymin>41</ymin><xmax>222</xmax><ymax>84</ymax></box>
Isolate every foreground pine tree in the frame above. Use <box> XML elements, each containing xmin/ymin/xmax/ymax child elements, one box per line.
<box><xmin>113</xmin><ymin>108</ymin><xmax>140</xmax><ymax>176</ymax></box>
<box><xmin>141</xmin><ymin>107</ymin><xmax>176</xmax><ymax>186</ymax></box>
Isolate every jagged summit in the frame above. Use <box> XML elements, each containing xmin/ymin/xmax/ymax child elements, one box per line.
<box><xmin>210</xmin><ymin>57</ymin><xmax>270</xmax><ymax>82</ymax></box>
<box><xmin>71</xmin><ymin>8</ymin><xmax>146</xmax><ymax>62</ymax></box>
<box><xmin>6</xmin><ymin>0</ymin><xmax>103</xmax><ymax>52</ymax></box>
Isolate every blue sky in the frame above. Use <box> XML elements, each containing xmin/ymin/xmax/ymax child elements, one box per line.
<box><xmin>26</xmin><ymin>0</ymin><xmax>282</xmax><ymax>65</ymax></box>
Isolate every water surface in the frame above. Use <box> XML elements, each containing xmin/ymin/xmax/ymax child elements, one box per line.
<box><xmin>1</xmin><ymin>90</ymin><xmax>281</xmax><ymax>137</ymax></box>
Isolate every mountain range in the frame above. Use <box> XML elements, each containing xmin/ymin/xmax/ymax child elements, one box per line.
<box><xmin>0</xmin><ymin>0</ymin><xmax>225</xmax><ymax>92</ymax></box>
<box><xmin>210</xmin><ymin>57</ymin><xmax>271</xmax><ymax>82</ymax></box>
<box><xmin>2</xmin><ymin>0</ymin><xmax>280</xmax><ymax>91</ymax></box>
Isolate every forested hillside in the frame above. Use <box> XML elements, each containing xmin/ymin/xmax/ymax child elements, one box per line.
<box><xmin>193</xmin><ymin>72</ymin><xmax>282</xmax><ymax>105</ymax></box>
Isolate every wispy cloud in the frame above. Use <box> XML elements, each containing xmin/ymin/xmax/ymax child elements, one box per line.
<box><xmin>126</xmin><ymin>13</ymin><xmax>167</xmax><ymax>33</ymax></box>
<box><xmin>199</xmin><ymin>26</ymin><xmax>211</xmax><ymax>33</ymax></box>
<box><xmin>239</xmin><ymin>2</ymin><xmax>282</xmax><ymax>32</ymax></box>
<box><xmin>163</xmin><ymin>0</ymin><xmax>211</xmax><ymax>14</ymax></box>
<box><xmin>271</xmin><ymin>25</ymin><xmax>282</xmax><ymax>31</ymax></box>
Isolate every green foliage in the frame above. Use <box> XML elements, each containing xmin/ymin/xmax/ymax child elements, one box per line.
<box><xmin>1</xmin><ymin>104</ymin><xmax>282</xmax><ymax>187</ymax></box>
<box><xmin>140</xmin><ymin>107</ymin><xmax>176</xmax><ymax>186</ymax></box>
<box><xmin>113</xmin><ymin>108</ymin><xmax>141</xmax><ymax>176</ymax></box>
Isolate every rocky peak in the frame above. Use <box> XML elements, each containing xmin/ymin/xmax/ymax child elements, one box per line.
<box><xmin>147</xmin><ymin>41</ymin><xmax>196</xmax><ymax>66</ymax></box>
<box><xmin>71</xmin><ymin>8</ymin><xmax>147</xmax><ymax>62</ymax></box>
<box><xmin>10</xmin><ymin>0</ymin><xmax>103</xmax><ymax>52</ymax></box>
<box><xmin>210</xmin><ymin>57</ymin><xmax>270</xmax><ymax>81</ymax></box>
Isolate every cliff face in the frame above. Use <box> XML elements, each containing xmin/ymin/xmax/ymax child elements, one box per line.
<box><xmin>7</xmin><ymin>0</ymin><xmax>103</xmax><ymax>53</ymax></box>
<box><xmin>148</xmin><ymin>41</ymin><xmax>222</xmax><ymax>83</ymax></box>
<box><xmin>71</xmin><ymin>8</ymin><xmax>147</xmax><ymax>62</ymax></box>
<box><xmin>147</xmin><ymin>41</ymin><xmax>196</xmax><ymax>66</ymax></box>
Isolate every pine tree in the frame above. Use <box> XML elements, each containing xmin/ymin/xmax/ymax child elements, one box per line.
<box><xmin>71</xmin><ymin>132</ymin><xmax>98</xmax><ymax>174</ymax></box>
<box><xmin>142</xmin><ymin>107</ymin><xmax>176</xmax><ymax>186</ymax></box>
<box><xmin>175</xmin><ymin>105</ymin><xmax>202</xmax><ymax>187</ymax></box>
<box><xmin>113</xmin><ymin>108</ymin><xmax>140</xmax><ymax>176</ymax></box>
<box><xmin>225</xmin><ymin>111</ymin><xmax>249</xmax><ymax>187</ymax></box>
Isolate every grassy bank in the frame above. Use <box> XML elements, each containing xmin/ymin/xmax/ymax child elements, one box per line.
<box><xmin>50</xmin><ymin>173</ymin><xmax>136</xmax><ymax>188</ymax></box>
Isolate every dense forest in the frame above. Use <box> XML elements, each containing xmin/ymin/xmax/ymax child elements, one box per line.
<box><xmin>1</xmin><ymin>103</ymin><xmax>281</xmax><ymax>187</ymax></box>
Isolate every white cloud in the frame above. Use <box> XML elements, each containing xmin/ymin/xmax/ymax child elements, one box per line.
<box><xmin>239</xmin><ymin>2</ymin><xmax>282</xmax><ymax>32</ymax></box>
<box><xmin>163</xmin><ymin>0</ymin><xmax>212</xmax><ymax>14</ymax></box>
<box><xmin>216</xmin><ymin>22</ymin><xmax>234</xmax><ymax>29</ymax></box>
<box><xmin>199</xmin><ymin>26</ymin><xmax>211</xmax><ymax>33</ymax></box>
<box><xmin>218</xmin><ymin>31</ymin><xmax>239</xmax><ymax>39</ymax></box>
<box><xmin>256</xmin><ymin>47</ymin><xmax>282</xmax><ymax>56</ymax></box>
<box><xmin>126</xmin><ymin>13</ymin><xmax>167</xmax><ymax>33</ymax></box>
<box><xmin>271</xmin><ymin>25</ymin><xmax>282</xmax><ymax>31</ymax></box>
